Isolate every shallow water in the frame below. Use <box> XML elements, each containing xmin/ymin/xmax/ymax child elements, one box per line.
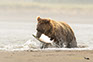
<box><xmin>0</xmin><ymin>21</ymin><xmax>93</xmax><ymax>51</ymax></box>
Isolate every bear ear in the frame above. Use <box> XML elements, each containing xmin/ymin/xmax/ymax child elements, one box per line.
<box><xmin>37</xmin><ymin>16</ymin><xmax>41</xmax><ymax>21</ymax></box>
<box><xmin>45</xmin><ymin>19</ymin><xmax>50</xmax><ymax>23</ymax></box>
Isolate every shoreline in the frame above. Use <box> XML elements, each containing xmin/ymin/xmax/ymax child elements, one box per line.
<box><xmin>0</xmin><ymin>50</ymin><xmax>93</xmax><ymax>62</ymax></box>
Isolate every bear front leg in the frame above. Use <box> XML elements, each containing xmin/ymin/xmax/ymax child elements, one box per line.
<box><xmin>55</xmin><ymin>37</ymin><xmax>64</xmax><ymax>48</ymax></box>
<box><xmin>65</xmin><ymin>42</ymin><xmax>71</xmax><ymax>48</ymax></box>
<box><xmin>58</xmin><ymin>38</ymin><xmax>64</xmax><ymax>48</ymax></box>
<box><xmin>53</xmin><ymin>39</ymin><xmax>63</xmax><ymax>48</ymax></box>
<box><xmin>40</xmin><ymin>43</ymin><xmax>51</xmax><ymax>49</ymax></box>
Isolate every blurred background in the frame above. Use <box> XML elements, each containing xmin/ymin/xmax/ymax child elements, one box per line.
<box><xmin>0</xmin><ymin>0</ymin><xmax>93</xmax><ymax>23</ymax></box>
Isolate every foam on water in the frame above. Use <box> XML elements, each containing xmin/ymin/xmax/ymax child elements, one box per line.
<box><xmin>0</xmin><ymin>39</ymin><xmax>41</xmax><ymax>51</ymax></box>
<box><xmin>0</xmin><ymin>33</ymin><xmax>92</xmax><ymax>51</ymax></box>
<box><xmin>0</xmin><ymin>34</ymin><xmax>53</xmax><ymax>51</ymax></box>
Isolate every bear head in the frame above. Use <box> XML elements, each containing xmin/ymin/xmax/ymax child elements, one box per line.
<box><xmin>36</xmin><ymin>16</ymin><xmax>52</xmax><ymax>34</ymax></box>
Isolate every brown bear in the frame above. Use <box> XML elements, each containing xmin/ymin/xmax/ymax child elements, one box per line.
<box><xmin>36</xmin><ymin>16</ymin><xmax>77</xmax><ymax>48</ymax></box>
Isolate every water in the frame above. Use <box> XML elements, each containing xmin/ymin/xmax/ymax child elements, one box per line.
<box><xmin>0</xmin><ymin>21</ymin><xmax>93</xmax><ymax>51</ymax></box>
